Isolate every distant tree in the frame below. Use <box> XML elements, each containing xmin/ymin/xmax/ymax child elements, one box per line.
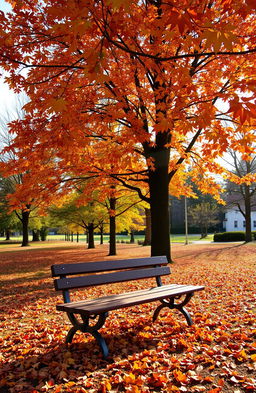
<box><xmin>188</xmin><ymin>202</ymin><xmax>220</xmax><ymax>238</ymax></box>
<box><xmin>50</xmin><ymin>195</ymin><xmax>107</xmax><ymax>249</ymax></box>
<box><xmin>0</xmin><ymin>193</ymin><xmax>19</xmax><ymax>240</ymax></box>
<box><xmin>29</xmin><ymin>214</ymin><xmax>50</xmax><ymax>241</ymax></box>
<box><xmin>223</xmin><ymin>150</ymin><xmax>256</xmax><ymax>242</ymax></box>
<box><xmin>0</xmin><ymin>99</ymin><xmax>63</xmax><ymax>246</ymax></box>
<box><xmin>116</xmin><ymin>199</ymin><xmax>145</xmax><ymax>244</ymax></box>
<box><xmin>101</xmin><ymin>189</ymin><xmax>144</xmax><ymax>252</ymax></box>
<box><xmin>73</xmin><ymin>181</ymin><xmax>145</xmax><ymax>255</ymax></box>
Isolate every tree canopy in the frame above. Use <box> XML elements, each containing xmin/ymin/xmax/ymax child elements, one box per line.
<box><xmin>0</xmin><ymin>0</ymin><xmax>256</xmax><ymax>260</ymax></box>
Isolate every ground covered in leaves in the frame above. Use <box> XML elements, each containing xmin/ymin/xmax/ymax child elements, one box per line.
<box><xmin>0</xmin><ymin>242</ymin><xmax>255</xmax><ymax>393</ymax></box>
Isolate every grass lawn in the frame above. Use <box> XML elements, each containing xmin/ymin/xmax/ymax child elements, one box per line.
<box><xmin>0</xmin><ymin>242</ymin><xmax>255</xmax><ymax>393</ymax></box>
<box><xmin>0</xmin><ymin>233</ymin><xmax>214</xmax><ymax>250</ymax></box>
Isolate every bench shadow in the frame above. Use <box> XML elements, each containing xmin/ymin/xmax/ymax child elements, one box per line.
<box><xmin>0</xmin><ymin>312</ymin><xmax>187</xmax><ymax>386</ymax></box>
<box><xmin>0</xmin><ymin>318</ymin><xmax>184</xmax><ymax>392</ymax></box>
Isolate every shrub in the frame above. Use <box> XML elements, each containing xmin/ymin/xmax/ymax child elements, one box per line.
<box><xmin>214</xmin><ymin>232</ymin><xmax>245</xmax><ymax>242</ymax></box>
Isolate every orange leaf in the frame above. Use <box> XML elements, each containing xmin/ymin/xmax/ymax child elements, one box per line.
<box><xmin>173</xmin><ymin>370</ymin><xmax>188</xmax><ymax>384</ymax></box>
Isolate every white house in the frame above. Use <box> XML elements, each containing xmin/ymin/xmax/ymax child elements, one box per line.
<box><xmin>223</xmin><ymin>208</ymin><xmax>256</xmax><ymax>232</ymax></box>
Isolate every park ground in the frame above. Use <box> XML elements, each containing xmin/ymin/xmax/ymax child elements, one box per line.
<box><xmin>0</xmin><ymin>242</ymin><xmax>255</xmax><ymax>393</ymax></box>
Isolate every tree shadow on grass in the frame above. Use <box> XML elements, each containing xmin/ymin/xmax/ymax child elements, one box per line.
<box><xmin>173</xmin><ymin>242</ymin><xmax>247</xmax><ymax>263</ymax></box>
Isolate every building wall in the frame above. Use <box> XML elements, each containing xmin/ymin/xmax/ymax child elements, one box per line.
<box><xmin>223</xmin><ymin>209</ymin><xmax>256</xmax><ymax>231</ymax></box>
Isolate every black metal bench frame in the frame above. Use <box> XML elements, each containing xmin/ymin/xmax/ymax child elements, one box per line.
<box><xmin>51</xmin><ymin>256</ymin><xmax>204</xmax><ymax>358</ymax></box>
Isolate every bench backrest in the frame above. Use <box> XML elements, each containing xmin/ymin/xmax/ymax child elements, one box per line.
<box><xmin>51</xmin><ymin>256</ymin><xmax>169</xmax><ymax>303</ymax></box>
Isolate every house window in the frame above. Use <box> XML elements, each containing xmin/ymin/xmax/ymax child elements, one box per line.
<box><xmin>243</xmin><ymin>221</ymin><xmax>246</xmax><ymax>227</ymax></box>
<box><xmin>253</xmin><ymin>221</ymin><xmax>256</xmax><ymax>228</ymax></box>
<box><xmin>234</xmin><ymin>220</ymin><xmax>238</xmax><ymax>228</ymax></box>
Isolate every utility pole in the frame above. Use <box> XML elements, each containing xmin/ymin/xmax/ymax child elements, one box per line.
<box><xmin>185</xmin><ymin>196</ymin><xmax>188</xmax><ymax>245</ymax></box>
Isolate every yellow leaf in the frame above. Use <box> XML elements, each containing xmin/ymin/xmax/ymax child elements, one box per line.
<box><xmin>251</xmin><ymin>354</ymin><xmax>256</xmax><ymax>362</ymax></box>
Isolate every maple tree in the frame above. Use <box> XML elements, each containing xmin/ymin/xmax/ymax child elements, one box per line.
<box><xmin>50</xmin><ymin>194</ymin><xmax>107</xmax><ymax>249</ymax></box>
<box><xmin>0</xmin><ymin>0</ymin><xmax>256</xmax><ymax>261</ymax></box>
<box><xmin>29</xmin><ymin>215</ymin><xmax>50</xmax><ymax>241</ymax></box>
<box><xmin>99</xmin><ymin>187</ymin><xmax>145</xmax><ymax>254</ymax></box>
<box><xmin>0</xmin><ymin>98</ymin><xmax>65</xmax><ymax>246</ymax></box>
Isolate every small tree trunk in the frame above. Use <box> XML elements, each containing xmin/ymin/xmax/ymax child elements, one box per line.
<box><xmin>5</xmin><ymin>229</ymin><xmax>11</xmax><ymax>241</ymax></box>
<box><xmin>40</xmin><ymin>227</ymin><xmax>48</xmax><ymax>241</ymax></box>
<box><xmin>100</xmin><ymin>225</ymin><xmax>104</xmax><ymax>244</ymax></box>
<box><xmin>32</xmin><ymin>230</ymin><xmax>40</xmax><ymax>241</ymax></box>
<box><xmin>243</xmin><ymin>185</ymin><xmax>252</xmax><ymax>242</ymax></box>
<box><xmin>143</xmin><ymin>208</ymin><xmax>151</xmax><ymax>245</ymax></box>
<box><xmin>87</xmin><ymin>224</ymin><xmax>95</xmax><ymax>248</ymax></box>
<box><xmin>21</xmin><ymin>210</ymin><xmax>30</xmax><ymax>247</ymax></box>
<box><xmin>108</xmin><ymin>196</ymin><xmax>116</xmax><ymax>256</ymax></box>
<box><xmin>200</xmin><ymin>223</ymin><xmax>204</xmax><ymax>239</ymax></box>
<box><xmin>77</xmin><ymin>232</ymin><xmax>79</xmax><ymax>242</ymax></box>
<box><xmin>130</xmin><ymin>230</ymin><xmax>135</xmax><ymax>243</ymax></box>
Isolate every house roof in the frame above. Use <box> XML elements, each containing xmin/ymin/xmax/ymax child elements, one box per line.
<box><xmin>224</xmin><ymin>193</ymin><xmax>256</xmax><ymax>211</ymax></box>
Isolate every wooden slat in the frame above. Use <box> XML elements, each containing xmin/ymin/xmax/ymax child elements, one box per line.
<box><xmin>51</xmin><ymin>256</ymin><xmax>168</xmax><ymax>277</ymax></box>
<box><xmin>58</xmin><ymin>284</ymin><xmax>183</xmax><ymax>307</ymax></box>
<box><xmin>56</xmin><ymin>284</ymin><xmax>205</xmax><ymax>315</ymax></box>
<box><xmin>61</xmin><ymin>284</ymin><xmax>181</xmax><ymax>306</ymax></box>
<box><xmin>54</xmin><ymin>266</ymin><xmax>170</xmax><ymax>291</ymax></box>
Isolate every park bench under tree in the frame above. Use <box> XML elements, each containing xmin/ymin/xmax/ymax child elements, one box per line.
<box><xmin>51</xmin><ymin>256</ymin><xmax>204</xmax><ymax>358</ymax></box>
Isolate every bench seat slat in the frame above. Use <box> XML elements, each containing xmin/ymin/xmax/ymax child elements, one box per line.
<box><xmin>59</xmin><ymin>284</ymin><xmax>182</xmax><ymax>307</ymax></box>
<box><xmin>52</xmin><ymin>256</ymin><xmax>168</xmax><ymax>276</ymax></box>
<box><xmin>54</xmin><ymin>266</ymin><xmax>170</xmax><ymax>290</ymax></box>
<box><xmin>56</xmin><ymin>284</ymin><xmax>205</xmax><ymax>315</ymax></box>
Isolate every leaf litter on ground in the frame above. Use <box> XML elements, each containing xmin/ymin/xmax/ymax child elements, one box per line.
<box><xmin>0</xmin><ymin>242</ymin><xmax>255</xmax><ymax>392</ymax></box>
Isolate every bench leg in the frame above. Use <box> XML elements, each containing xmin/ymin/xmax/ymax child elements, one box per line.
<box><xmin>66</xmin><ymin>326</ymin><xmax>78</xmax><ymax>343</ymax></box>
<box><xmin>153</xmin><ymin>293</ymin><xmax>194</xmax><ymax>326</ymax></box>
<box><xmin>92</xmin><ymin>331</ymin><xmax>109</xmax><ymax>359</ymax></box>
<box><xmin>65</xmin><ymin>312</ymin><xmax>109</xmax><ymax>358</ymax></box>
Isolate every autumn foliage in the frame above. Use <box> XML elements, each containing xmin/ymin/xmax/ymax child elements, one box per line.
<box><xmin>1</xmin><ymin>0</ymin><xmax>256</xmax><ymax>260</ymax></box>
<box><xmin>0</xmin><ymin>242</ymin><xmax>255</xmax><ymax>392</ymax></box>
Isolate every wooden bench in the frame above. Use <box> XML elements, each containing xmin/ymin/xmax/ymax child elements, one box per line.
<box><xmin>51</xmin><ymin>256</ymin><xmax>204</xmax><ymax>358</ymax></box>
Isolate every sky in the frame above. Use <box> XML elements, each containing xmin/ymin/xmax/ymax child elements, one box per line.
<box><xmin>0</xmin><ymin>0</ymin><xmax>19</xmax><ymax>117</ymax></box>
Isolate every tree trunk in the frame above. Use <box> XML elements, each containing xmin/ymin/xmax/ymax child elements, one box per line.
<box><xmin>244</xmin><ymin>185</ymin><xmax>252</xmax><ymax>242</ymax></box>
<box><xmin>76</xmin><ymin>232</ymin><xmax>79</xmax><ymax>242</ymax></box>
<box><xmin>40</xmin><ymin>227</ymin><xmax>48</xmax><ymax>241</ymax></box>
<box><xmin>87</xmin><ymin>223</ymin><xmax>95</xmax><ymax>248</ymax></box>
<box><xmin>200</xmin><ymin>223</ymin><xmax>204</xmax><ymax>238</ymax></box>
<box><xmin>5</xmin><ymin>229</ymin><xmax>10</xmax><ymax>241</ymax></box>
<box><xmin>130</xmin><ymin>230</ymin><xmax>135</xmax><ymax>243</ymax></box>
<box><xmin>148</xmin><ymin>148</ymin><xmax>171</xmax><ymax>262</ymax></box>
<box><xmin>108</xmin><ymin>197</ymin><xmax>116</xmax><ymax>255</ymax></box>
<box><xmin>21</xmin><ymin>210</ymin><xmax>30</xmax><ymax>247</ymax></box>
<box><xmin>32</xmin><ymin>230</ymin><xmax>40</xmax><ymax>241</ymax></box>
<box><xmin>143</xmin><ymin>208</ymin><xmax>151</xmax><ymax>245</ymax></box>
<box><xmin>100</xmin><ymin>225</ymin><xmax>104</xmax><ymax>244</ymax></box>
